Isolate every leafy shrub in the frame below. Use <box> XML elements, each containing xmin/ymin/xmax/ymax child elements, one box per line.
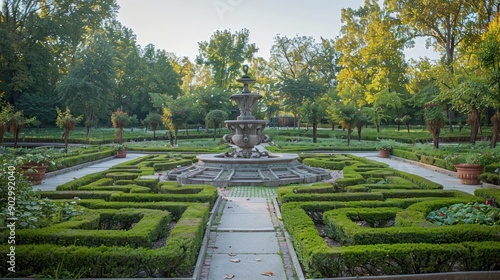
<box><xmin>427</xmin><ymin>202</ymin><xmax>500</xmax><ymax>226</ymax></box>
<box><xmin>392</xmin><ymin>148</ymin><xmax>419</xmax><ymax>161</ymax></box>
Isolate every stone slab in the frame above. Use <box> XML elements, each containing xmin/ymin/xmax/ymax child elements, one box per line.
<box><xmin>211</xmin><ymin>232</ymin><xmax>280</xmax><ymax>254</ymax></box>
<box><xmin>207</xmin><ymin>253</ymin><xmax>286</xmax><ymax>280</ymax></box>
<box><xmin>219</xmin><ymin>211</ymin><xmax>274</xmax><ymax>229</ymax></box>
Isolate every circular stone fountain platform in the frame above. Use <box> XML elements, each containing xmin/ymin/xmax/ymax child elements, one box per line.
<box><xmin>167</xmin><ymin>152</ymin><xmax>331</xmax><ymax>187</ymax></box>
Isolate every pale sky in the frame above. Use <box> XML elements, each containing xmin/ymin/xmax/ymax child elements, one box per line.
<box><xmin>116</xmin><ymin>0</ymin><xmax>439</xmax><ymax>62</ymax></box>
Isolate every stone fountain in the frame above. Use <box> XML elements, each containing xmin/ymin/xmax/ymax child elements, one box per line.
<box><xmin>167</xmin><ymin>66</ymin><xmax>331</xmax><ymax>187</ymax></box>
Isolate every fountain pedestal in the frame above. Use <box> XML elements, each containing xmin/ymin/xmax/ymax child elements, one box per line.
<box><xmin>168</xmin><ymin>66</ymin><xmax>331</xmax><ymax>187</ymax></box>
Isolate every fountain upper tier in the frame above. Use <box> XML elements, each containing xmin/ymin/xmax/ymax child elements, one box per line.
<box><xmin>223</xmin><ymin>65</ymin><xmax>270</xmax><ymax>158</ymax></box>
<box><xmin>230</xmin><ymin>93</ymin><xmax>261</xmax><ymax>120</ymax></box>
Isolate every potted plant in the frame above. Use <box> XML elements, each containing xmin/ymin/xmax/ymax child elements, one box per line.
<box><xmin>445</xmin><ymin>151</ymin><xmax>499</xmax><ymax>185</ymax></box>
<box><xmin>113</xmin><ymin>144</ymin><xmax>127</xmax><ymax>158</ymax></box>
<box><xmin>375</xmin><ymin>139</ymin><xmax>398</xmax><ymax>158</ymax></box>
<box><xmin>17</xmin><ymin>151</ymin><xmax>56</xmax><ymax>185</ymax></box>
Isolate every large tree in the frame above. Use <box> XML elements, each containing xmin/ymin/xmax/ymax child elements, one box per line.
<box><xmin>385</xmin><ymin>0</ymin><xmax>497</xmax><ymax>69</ymax></box>
<box><xmin>196</xmin><ymin>28</ymin><xmax>258</xmax><ymax>90</ymax></box>
<box><xmin>279</xmin><ymin>76</ymin><xmax>326</xmax><ymax>128</ymax></box>
<box><xmin>336</xmin><ymin>0</ymin><xmax>409</xmax><ymax>107</ymax></box>
<box><xmin>0</xmin><ymin>0</ymin><xmax>117</xmax><ymax>108</ymax></box>
<box><xmin>478</xmin><ymin>14</ymin><xmax>500</xmax><ymax>147</ymax></box>
<box><xmin>57</xmin><ymin>34</ymin><xmax>116</xmax><ymax>137</ymax></box>
<box><xmin>193</xmin><ymin>87</ymin><xmax>231</xmax><ymax>131</ymax></box>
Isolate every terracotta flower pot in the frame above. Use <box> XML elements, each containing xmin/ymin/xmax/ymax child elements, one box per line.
<box><xmin>378</xmin><ymin>149</ymin><xmax>390</xmax><ymax>158</ymax></box>
<box><xmin>454</xmin><ymin>163</ymin><xmax>484</xmax><ymax>185</ymax></box>
<box><xmin>116</xmin><ymin>149</ymin><xmax>127</xmax><ymax>158</ymax></box>
<box><xmin>20</xmin><ymin>163</ymin><xmax>48</xmax><ymax>185</ymax></box>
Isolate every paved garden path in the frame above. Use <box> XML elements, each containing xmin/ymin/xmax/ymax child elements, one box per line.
<box><xmin>352</xmin><ymin>152</ymin><xmax>482</xmax><ymax>195</ymax></box>
<box><xmin>201</xmin><ymin>187</ymin><xmax>298</xmax><ymax>279</ymax></box>
<box><xmin>34</xmin><ymin>153</ymin><xmax>148</xmax><ymax>191</ymax></box>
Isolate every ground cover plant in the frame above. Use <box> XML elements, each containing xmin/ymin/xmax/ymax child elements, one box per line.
<box><xmin>0</xmin><ymin>154</ymin><xmax>217</xmax><ymax>278</ymax></box>
<box><xmin>278</xmin><ymin>154</ymin><xmax>500</xmax><ymax>278</ymax></box>
<box><xmin>427</xmin><ymin>202</ymin><xmax>500</xmax><ymax>226</ymax></box>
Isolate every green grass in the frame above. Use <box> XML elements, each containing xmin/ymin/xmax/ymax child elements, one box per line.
<box><xmin>3</xmin><ymin>127</ymin><xmax>219</xmax><ymax>144</ymax></box>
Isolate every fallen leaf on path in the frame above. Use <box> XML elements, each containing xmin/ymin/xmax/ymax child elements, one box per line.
<box><xmin>228</xmin><ymin>253</ymin><xmax>237</xmax><ymax>256</ymax></box>
<box><xmin>261</xmin><ymin>271</ymin><xmax>274</xmax><ymax>276</ymax></box>
<box><xmin>223</xmin><ymin>274</ymin><xmax>235</xmax><ymax>279</ymax></box>
<box><xmin>255</xmin><ymin>258</ymin><xmax>261</xmax><ymax>262</ymax></box>
<box><xmin>229</xmin><ymin>259</ymin><xmax>240</xmax><ymax>263</ymax></box>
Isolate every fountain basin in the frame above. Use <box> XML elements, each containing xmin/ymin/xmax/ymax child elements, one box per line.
<box><xmin>168</xmin><ymin>152</ymin><xmax>332</xmax><ymax>187</ymax></box>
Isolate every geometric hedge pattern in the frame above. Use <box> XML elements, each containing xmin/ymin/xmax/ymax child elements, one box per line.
<box><xmin>279</xmin><ymin>154</ymin><xmax>500</xmax><ymax>278</ymax></box>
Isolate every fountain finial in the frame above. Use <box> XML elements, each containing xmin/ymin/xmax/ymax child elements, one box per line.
<box><xmin>236</xmin><ymin>65</ymin><xmax>256</xmax><ymax>93</ymax></box>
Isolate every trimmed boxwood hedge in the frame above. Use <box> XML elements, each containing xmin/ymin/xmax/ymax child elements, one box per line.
<box><xmin>56</xmin><ymin>170</ymin><xmax>108</xmax><ymax>190</ymax></box>
<box><xmin>278</xmin><ymin>153</ymin><xmax>500</xmax><ymax>278</ymax></box>
<box><xmin>323</xmin><ymin>207</ymin><xmax>500</xmax><ymax>246</ymax></box>
<box><xmin>474</xmin><ymin>188</ymin><xmax>500</xmax><ymax>202</ymax></box>
<box><xmin>13</xmin><ymin>208</ymin><xmax>171</xmax><ymax>248</ymax></box>
<box><xmin>40</xmin><ymin>190</ymin><xmax>119</xmax><ymax>200</ymax></box>
<box><xmin>302</xmin><ymin>157</ymin><xmax>352</xmax><ymax>170</ymax></box>
<box><xmin>109</xmin><ymin>186</ymin><xmax>217</xmax><ymax>206</ymax></box>
<box><xmin>281</xmin><ymin>202</ymin><xmax>500</xmax><ymax>278</ymax></box>
<box><xmin>79</xmin><ymin>184</ymin><xmax>151</xmax><ymax>193</ymax></box>
<box><xmin>49</xmin><ymin>149</ymin><xmax>115</xmax><ymax>172</ymax></box>
<box><xmin>76</xmin><ymin>199</ymin><xmax>192</xmax><ymax>220</ymax></box>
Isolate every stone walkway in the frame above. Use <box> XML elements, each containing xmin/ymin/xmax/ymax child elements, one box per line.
<box><xmin>201</xmin><ymin>187</ymin><xmax>297</xmax><ymax>280</ymax></box>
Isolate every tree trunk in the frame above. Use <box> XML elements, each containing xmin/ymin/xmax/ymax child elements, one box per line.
<box><xmin>432</xmin><ymin>130</ymin><xmax>440</xmax><ymax>149</ymax></box>
<box><xmin>356</xmin><ymin>123</ymin><xmax>363</xmax><ymax>141</ymax></box>
<box><xmin>117</xmin><ymin>127</ymin><xmax>123</xmax><ymax>144</ymax></box>
<box><xmin>447</xmin><ymin>107</ymin><xmax>454</xmax><ymax>132</ymax></box>
<box><xmin>426</xmin><ymin>121</ymin><xmax>442</xmax><ymax>149</ymax></box>
<box><xmin>13</xmin><ymin>128</ymin><xmax>20</xmax><ymax>148</ymax></box>
<box><xmin>347</xmin><ymin>126</ymin><xmax>352</xmax><ymax>146</ymax></box>
<box><xmin>0</xmin><ymin>127</ymin><xmax>6</xmax><ymax>146</ymax></box>
<box><xmin>312</xmin><ymin>123</ymin><xmax>317</xmax><ymax>143</ymax></box>
<box><xmin>468</xmin><ymin>109</ymin><xmax>480</xmax><ymax>142</ymax></box>
<box><xmin>406</xmin><ymin>124</ymin><xmax>410</xmax><ymax>133</ymax></box>
<box><xmin>491</xmin><ymin>112</ymin><xmax>500</xmax><ymax>148</ymax></box>
<box><xmin>64</xmin><ymin>130</ymin><xmax>70</xmax><ymax>153</ymax></box>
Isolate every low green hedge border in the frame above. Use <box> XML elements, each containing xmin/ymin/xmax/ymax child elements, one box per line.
<box><xmin>110</xmin><ymin>185</ymin><xmax>217</xmax><ymax>206</ymax></box>
<box><xmin>0</xmin><ymin>203</ymin><xmax>210</xmax><ymax>278</ymax></box>
<box><xmin>323</xmin><ymin>206</ymin><xmax>499</xmax><ymax>246</ymax></box>
<box><xmin>49</xmin><ymin>149</ymin><xmax>115</xmax><ymax>172</ymax></box>
<box><xmin>76</xmin><ymin>199</ymin><xmax>195</xmax><ymax>220</ymax></box>
<box><xmin>12</xmin><ymin>208</ymin><xmax>171</xmax><ymax>248</ymax></box>
<box><xmin>281</xmin><ymin>202</ymin><xmax>500</xmax><ymax>278</ymax></box>
<box><xmin>475</xmin><ymin>188</ymin><xmax>500</xmax><ymax>202</ymax></box>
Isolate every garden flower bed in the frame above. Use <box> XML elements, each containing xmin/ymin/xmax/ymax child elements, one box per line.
<box><xmin>0</xmin><ymin>154</ymin><xmax>217</xmax><ymax>278</ymax></box>
<box><xmin>278</xmin><ymin>154</ymin><xmax>500</xmax><ymax>278</ymax></box>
